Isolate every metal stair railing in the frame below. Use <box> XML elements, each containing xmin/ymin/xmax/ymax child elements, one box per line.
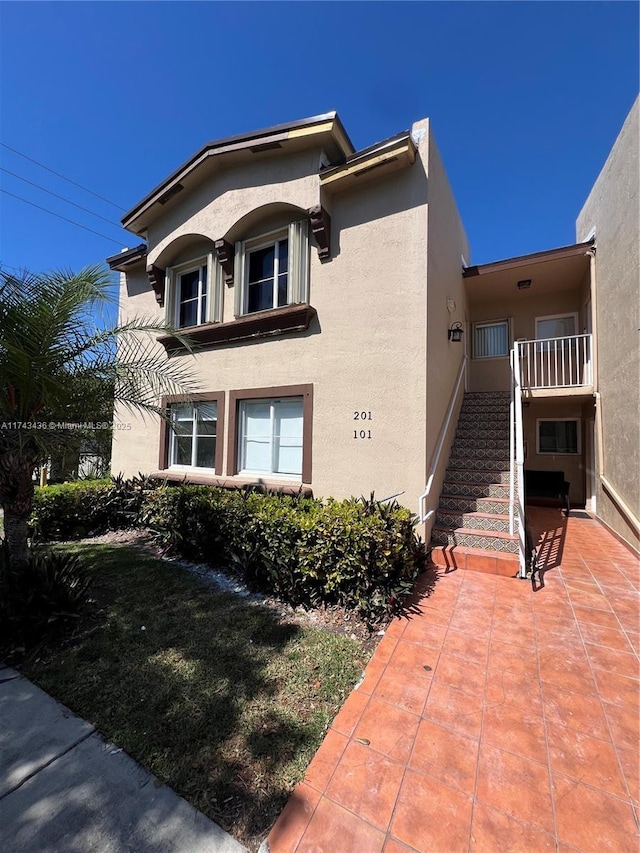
<box><xmin>511</xmin><ymin>342</ymin><xmax>527</xmax><ymax>578</ymax></box>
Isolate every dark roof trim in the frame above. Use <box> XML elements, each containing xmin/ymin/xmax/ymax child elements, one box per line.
<box><xmin>122</xmin><ymin>112</ymin><xmax>354</xmax><ymax>230</ymax></box>
<box><xmin>320</xmin><ymin>129</ymin><xmax>414</xmax><ymax>178</ymax></box>
<box><xmin>106</xmin><ymin>243</ymin><xmax>148</xmax><ymax>271</ymax></box>
<box><xmin>464</xmin><ymin>241</ymin><xmax>594</xmax><ymax>278</ymax></box>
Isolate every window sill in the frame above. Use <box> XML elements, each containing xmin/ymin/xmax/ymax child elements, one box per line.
<box><xmin>159</xmin><ymin>304</ymin><xmax>317</xmax><ymax>353</ymax></box>
<box><xmin>151</xmin><ymin>469</ymin><xmax>312</xmax><ymax>496</ymax></box>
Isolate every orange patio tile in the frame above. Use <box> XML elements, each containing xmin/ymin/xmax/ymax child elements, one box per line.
<box><xmin>409</xmin><ymin>717</ymin><xmax>479</xmax><ymax>796</ymax></box>
<box><xmin>303</xmin><ymin>729</ymin><xmax>348</xmax><ymax>792</ymax></box>
<box><xmin>352</xmin><ymin>696</ymin><xmax>421</xmax><ymax>763</ymax></box>
<box><xmin>591</xmin><ymin>668</ymin><xmax>640</xmax><ymax>711</ymax></box>
<box><xmin>372</xmin><ymin>666</ymin><xmax>430</xmax><ymax>716</ymax></box>
<box><xmin>330</xmin><ymin>689</ymin><xmax>370</xmax><ymax>737</ymax></box>
<box><xmin>469</xmin><ymin>801</ymin><xmax>556</xmax><ymax>852</ymax></box>
<box><xmin>546</xmin><ymin>725</ymin><xmax>628</xmax><ymax>800</ymax></box>
<box><xmin>297</xmin><ymin>795</ymin><xmax>386</xmax><ymax>852</ymax></box>
<box><xmin>481</xmin><ymin>701</ymin><xmax>549</xmax><ymax>766</ymax></box>
<box><xmin>541</xmin><ymin>682</ymin><xmax>610</xmax><ymax>740</ymax></box>
<box><xmin>267</xmin><ymin>782</ymin><xmax>321</xmax><ymax>853</ymax></box>
<box><xmin>390</xmin><ymin>769</ymin><xmax>474</xmax><ymax>853</ymax></box>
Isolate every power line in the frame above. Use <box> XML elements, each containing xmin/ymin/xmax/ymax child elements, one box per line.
<box><xmin>0</xmin><ymin>189</ymin><xmax>125</xmax><ymax>247</ymax></box>
<box><xmin>0</xmin><ymin>142</ymin><xmax>125</xmax><ymax>211</ymax></box>
<box><xmin>0</xmin><ymin>166</ymin><xmax>123</xmax><ymax>227</ymax></box>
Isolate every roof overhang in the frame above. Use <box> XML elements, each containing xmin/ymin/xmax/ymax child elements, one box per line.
<box><xmin>122</xmin><ymin>112</ymin><xmax>354</xmax><ymax>235</ymax></box>
<box><xmin>464</xmin><ymin>241</ymin><xmax>594</xmax><ymax>304</ymax></box>
<box><xmin>319</xmin><ymin>131</ymin><xmax>417</xmax><ymax>193</ymax></box>
<box><xmin>106</xmin><ymin>243</ymin><xmax>148</xmax><ymax>272</ymax></box>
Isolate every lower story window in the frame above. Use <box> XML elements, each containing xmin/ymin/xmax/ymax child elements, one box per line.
<box><xmin>537</xmin><ymin>419</ymin><xmax>580</xmax><ymax>455</ymax></box>
<box><xmin>239</xmin><ymin>397</ymin><xmax>303</xmax><ymax>476</ymax></box>
<box><xmin>169</xmin><ymin>401</ymin><xmax>218</xmax><ymax>468</ymax></box>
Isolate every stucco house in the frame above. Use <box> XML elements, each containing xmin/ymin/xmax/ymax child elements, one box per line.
<box><xmin>108</xmin><ymin>99</ymin><xmax>639</xmax><ymax>575</ymax></box>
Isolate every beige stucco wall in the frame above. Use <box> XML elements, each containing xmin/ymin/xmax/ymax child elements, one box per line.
<box><xmin>423</xmin><ymin>125</ymin><xmax>470</xmax><ymax>529</ymax></box>
<box><xmin>112</xmin><ymin>133</ymin><xmax>433</xmax><ymax>516</ymax></box>
<box><xmin>576</xmin><ymin>97</ymin><xmax>639</xmax><ymax>552</ymax></box>
<box><xmin>468</xmin><ymin>290</ymin><xmax>587</xmax><ymax>392</ymax></box>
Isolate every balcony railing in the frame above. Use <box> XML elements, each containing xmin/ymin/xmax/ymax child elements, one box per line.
<box><xmin>515</xmin><ymin>334</ymin><xmax>593</xmax><ymax>390</ymax></box>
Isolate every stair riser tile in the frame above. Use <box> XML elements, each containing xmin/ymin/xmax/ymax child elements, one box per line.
<box><xmin>435</xmin><ymin>513</ymin><xmax>512</xmax><ymax>532</ymax></box>
<box><xmin>450</xmin><ymin>448</ymin><xmax>510</xmax><ymax>461</ymax></box>
<box><xmin>438</xmin><ymin>496</ymin><xmax>510</xmax><ymax>514</ymax></box>
<box><xmin>455</xmin><ymin>428</ymin><xmax>509</xmax><ymax>440</ymax></box>
<box><xmin>448</xmin><ymin>458</ymin><xmax>510</xmax><ymax>472</ymax></box>
<box><xmin>445</xmin><ymin>468</ymin><xmax>512</xmax><ymax>485</ymax></box>
<box><xmin>441</xmin><ymin>481</ymin><xmax>511</xmax><ymax>498</ymax></box>
<box><xmin>431</xmin><ymin>530</ymin><xmax>519</xmax><ymax>553</ymax></box>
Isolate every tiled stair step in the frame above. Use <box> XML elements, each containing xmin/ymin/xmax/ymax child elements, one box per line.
<box><xmin>441</xmin><ymin>480</ymin><xmax>511</xmax><ymax>499</ymax></box>
<box><xmin>453</xmin><ymin>438</ymin><xmax>510</xmax><ymax>452</ymax></box>
<box><xmin>438</xmin><ymin>494</ymin><xmax>511</xmax><ymax>514</ymax></box>
<box><xmin>431</xmin><ymin>526</ymin><xmax>519</xmax><ymax>553</ymax></box>
<box><xmin>450</xmin><ymin>446</ymin><xmax>509</xmax><ymax>461</ymax></box>
<box><xmin>445</xmin><ymin>468</ymin><xmax>511</xmax><ymax>485</ymax></box>
<box><xmin>455</xmin><ymin>427</ymin><xmax>509</xmax><ymax>440</ymax></box>
<box><xmin>463</xmin><ymin>392</ymin><xmax>511</xmax><ymax>401</ymax></box>
<box><xmin>430</xmin><ymin>545</ymin><xmax>519</xmax><ymax>577</ymax></box>
<box><xmin>448</xmin><ymin>458</ymin><xmax>510</xmax><ymax>472</ymax></box>
<box><xmin>457</xmin><ymin>417</ymin><xmax>510</xmax><ymax>429</ymax></box>
<box><xmin>435</xmin><ymin>510</ymin><xmax>512</xmax><ymax>533</ymax></box>
<box><xmin>460</xmin><ymin>403</ymin><xmax>511</xmax><ymax>414</ymax></box>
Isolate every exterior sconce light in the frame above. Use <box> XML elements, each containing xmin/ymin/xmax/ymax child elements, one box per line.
<box><xmin>517</xmin><ymin>279</ymin><xmax>532</xmax><ymax>290</ymax></box>
<box><xmin>448</xmin><ymin>321</ymin><xmax>464</xmax><ymax>342</ymax></box>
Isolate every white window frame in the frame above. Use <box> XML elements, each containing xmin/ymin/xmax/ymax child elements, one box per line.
<box><xmin>242</xmin><ymin>230</ymin><xmax>290</xmax><ymax>316</ymax></box>
<box><xmin>168</xmin><ymin>401</ymin><xmax>219</xmax><ymax>472</ymax></box>
<box><xmin>234</xmin><ymin>220</ymin><xmax>309</xmax><ymax>318</ymax></box>
<box><xmin>238</xmin><ymin>396</ymin><xmax>304</xmax><ymax>479</ymax></box>
<box><xmin>472</xmin><ymin>319</ymin><xmax>510</xmax><ymax>360</ymax></box>
<box><xmin>534</xmin><ymin>312</ymin><xmax>578</xmax><ymax>341</ymax></box>
<box><xmin>165</xmin><ymin>252</ymin><xmax>222</xmax><ymax>328</ymax></box>
<box><xmin>536</xmin><ymin>418</ymin><xmax>581</xmax><ymax>456</ymax></box>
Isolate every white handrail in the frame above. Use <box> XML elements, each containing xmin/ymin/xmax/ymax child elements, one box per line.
<box><xmin>418</xmin><ymin>356</ymin><xmax>467</xmax><ymax>524</ymax></box>
<box><xmin>513</xmin><ymin>342</ymin><xmax>527</xmax><ymax>578</ymax></box>
<box><xmin>601</xmin><ymin>475</ymin><xmax>640</xmax><ymax>537</ymax></box>
<box><xmin>509</xmin><ymin>350</ymin><xmax>515</xmax><ymax>534</ymax></box>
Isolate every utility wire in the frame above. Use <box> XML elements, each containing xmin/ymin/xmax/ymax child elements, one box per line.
<box><xmin>0</xmin><ymin>189</ymin><xmax>124</xmax><ymax>247</ymax></box>
<box><xmin>0</xmin><ymin>166</ymin><xmax>124</xmax><ymax>227</ymax></box>
<box><xmin>0</xmin><ymin>142</ymin><xmax>125</xmax><ymax>211</ymax></box>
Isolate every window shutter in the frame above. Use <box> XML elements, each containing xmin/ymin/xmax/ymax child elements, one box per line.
<box><xmin>289</xmin><ymin>220</ymin><xmax>309</xmax><ymax>304</ymax></box>
<box><xmin>164</xmin><ymin>268</ymin><xmax>175</xmax><ymax>325</ymax></box>
<box><xmin>233</xmin><ymin>241</ymin><xmax>245</xmax><ymax>318</ymax></box>
<box><xmin>208</xmin><ymin>251</ymin><xmax>224</xmax><ymax>323</ymax></box>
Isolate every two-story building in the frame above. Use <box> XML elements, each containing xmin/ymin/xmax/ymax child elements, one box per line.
<box><xmin>109</xmin><ymin>99</ymin><xmax>639</xmax><ymax>575</ymax></box>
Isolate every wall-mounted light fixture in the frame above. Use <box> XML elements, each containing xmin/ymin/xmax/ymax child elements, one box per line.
<box><xmin>448</xmin><ymin>321</ymin><xmax>464</xmax><ymax>342</ymax></box>
<box><xmin>517</xmin><ymin>279</ymin><xmax>532</xmax><ymax>290</ymax></box>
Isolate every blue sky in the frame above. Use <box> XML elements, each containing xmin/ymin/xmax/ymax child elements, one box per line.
<box><xmin>0</xmin><ymin>1</ymin><xmax>637</xmax><ymax>280</ymax></box>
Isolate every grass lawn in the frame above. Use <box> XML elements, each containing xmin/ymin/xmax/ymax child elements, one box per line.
<box><xmin>21</xmin><ymin>543</ymin><xmax>372</xmax><ymax>850</ymax></box>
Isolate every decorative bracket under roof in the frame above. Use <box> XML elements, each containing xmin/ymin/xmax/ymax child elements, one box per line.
<box><xmin>147</xmin><ymin>265</ymin><xmax>166</xmax><ymax>306</ymax></box>
<box><xmin>215</xmin><ymin>238</ymin><xmax>235</xmax><ymax>286</ymax></box>
<box><xmin>308</xmin><ymin>204</ymin><xmax>331</xmax><ymax>261</ymax></box>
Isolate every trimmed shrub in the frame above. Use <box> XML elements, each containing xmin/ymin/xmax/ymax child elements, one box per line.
<box><xmin>30</xmin><ymin>474</ymin><xmax>156</xmax><ymax>541</ymax></box>
<box><xmin>140</xmin><ymin>486</ymin><xmax>424</xmax><ymax>625</ymax></box>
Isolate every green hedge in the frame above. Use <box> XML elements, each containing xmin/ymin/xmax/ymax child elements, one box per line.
<box><xmin>31</xmin><ymin>481</ymin><xmax>424</xmax><ymax>625</ymax></box>
<box><xmin>141</xmin><ymin>486</ymin><xmax>424</xmax><ymax>625</ymax></box>
<box><xmin>30</xmin><ymin>475</ymin><xmax>154</xmax><ymax>541</ymax></box>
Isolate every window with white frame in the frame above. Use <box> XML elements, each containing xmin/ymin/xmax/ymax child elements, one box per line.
<box><xmin>473</xmin><ymin>320</ymin><xmax>509</xmax><ymax>359</ymax></box>
<box><xmin>234</xmin><ymin>221</ymin><xmax>309</xmax><ymax>317</ymax></box>
<box><xmin>166</xmin><ymin>253</ymin><xmax>222</xmax><ymax>329</ymax></box>
<box><xmin>238</xmin><ymin>397</ymin><xmax>303</xmax><ymax>477</ymax></box>
<box><xmin>535</xmin><ymin>313</ymin><xmax>577</xmax><ymax>341</ymax></box>
<box><xmin>537</xmin><ymin>419</ymin><xmax>580</xmax><ymax>455</ymax></box>
<box><xmin>169</xmin><ymin>401</ymin><xmax>218</xmax><ymax>469</ymax></box>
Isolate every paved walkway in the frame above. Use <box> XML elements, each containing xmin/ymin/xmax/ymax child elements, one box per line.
<box><xmin>266</xmin><ymin>508</ymin><xmax>639</xmax><ymax>852</ymax></box>
<box><xmin>0</xmin><ymin>668</ymin><xmax>246</xmax><ymax>853</ymax></box>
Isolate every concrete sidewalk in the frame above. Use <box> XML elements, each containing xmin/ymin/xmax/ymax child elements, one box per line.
<box><xmin>0</xmin><ymin>665</ymin><xmax>246</xmax><ymax>853</ymax></box>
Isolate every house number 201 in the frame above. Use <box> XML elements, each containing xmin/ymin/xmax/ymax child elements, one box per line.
<box><xmin>353</xmin><ymin>411</ymin><xmax>372</xmax><ymax>439</ymax></box>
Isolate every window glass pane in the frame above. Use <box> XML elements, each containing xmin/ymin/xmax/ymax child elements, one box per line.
<box><xmin>196</xmin><ymin>403</ymin><xmax>217</xmax><ymax>438</ymax></box>
<box><xmin>474</xmin><ymin>322</ymin><xmax>508</xmax><ymax>358</ymax></box>
<box><xmin>248</xmin><ymin>280</ymin><xmax>273</xmax><ymax>313</ymax></box>
<box><xmin>277</xmin><ymin>274</ymin><xmax>288</xmax><ymax>307</ymax></box>
<box><xmin>180</xmin><ymin>300</ymin><xmax>198</xmax><ymax>328</ymax></box>
<box><xmin>179</xmin><ymin>269</ymin><xmax>200</xmax><ymax>301</ymax></box>
<box><xmin>175</xmin><ymin>437</ymin><xmax>193</xmax><ymax>465</ymax></box>
<box><xmin>539</xmin><ymin>420</ymin><xmax>578</xmax><ymax>454</ymax></box>
<box><xmin>273</xmin><ymin>399</ymin><xmax>303</xmax><ymax>475</ymax></box>
<box><xmin>278</xmin><ymin>239</ymin><xmax>288</xmax><ymax>274</ymax></box>
<box><xmin>248</xmin><ymin>246</ymin><xmax>275</xmax><ymax>283</ymax></box>
<box><xmin>196</xmin><ymin>438</ymin><xmax>216</xmax><ymax>468</ymax></box>
<box><xmin>537</xmin><ymin>316</ymin><xmax>576</xmax><ymax>340</ymax></box>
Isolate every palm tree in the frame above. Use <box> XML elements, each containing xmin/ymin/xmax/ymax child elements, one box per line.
<box><xmin>0</xmin><ymin>264</ymin><xmax>199</xmax><ymax>567</ymax></box>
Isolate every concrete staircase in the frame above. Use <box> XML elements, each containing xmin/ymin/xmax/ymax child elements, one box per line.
<box><xmin>430</xmin><ymin>391</ymin><xmax>519</xmax><ymax>576</ymax></box>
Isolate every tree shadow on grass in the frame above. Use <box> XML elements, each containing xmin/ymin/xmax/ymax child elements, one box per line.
<box><xmin>22</xmin><ymin>543</ymin><xmax>344</xmax><ymax>849</ymax></box>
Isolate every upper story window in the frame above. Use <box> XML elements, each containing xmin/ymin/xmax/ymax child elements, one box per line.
<box><xmin>473</xmin><ymin>320</ymin><xmax>509</xmax><ymax>359</ymax></box>
<box><xmin>166</xmin><ymin>252</ymin><xmax>222</xmax><ymax>329</ymax></box>
<box><xmin>234</xmin><ymin>221</ymin><xmax>308</xmax><ymax>318</ymax></box>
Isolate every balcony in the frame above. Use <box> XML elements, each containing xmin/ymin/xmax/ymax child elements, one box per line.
<box><xmin>515</xmin><ymin>334</ymin><xmax>593</xmax><ymax>395</ymax></box>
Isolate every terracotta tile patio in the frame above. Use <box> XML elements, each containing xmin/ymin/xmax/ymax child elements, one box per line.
<box><xmin>266</xmin><ymin>509</ymin><xmax>639</xmax><ymax>853</ymax></box>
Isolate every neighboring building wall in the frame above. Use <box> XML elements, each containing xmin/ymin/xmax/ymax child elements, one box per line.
<box><xmin>576</xmin><ymin>97</ymin><xmax>640</xmax><ymax>551</ymax></box>
<box><xmin>112</xmin><ymin>138</ymin><xmax>432</xmax><ymax>512</ymax></box>
<box><xmin>423</xmin><ymin>124</ymin><xmax>470</xmax><ymax>525</ymax></box>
